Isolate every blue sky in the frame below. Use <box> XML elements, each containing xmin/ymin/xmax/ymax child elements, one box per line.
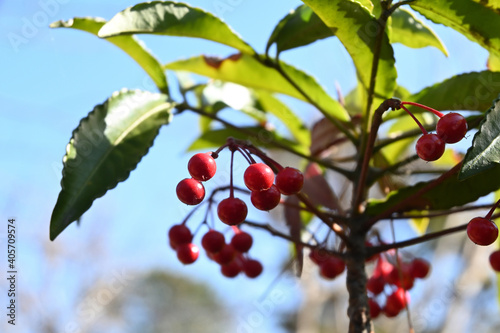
<box><xmin>0</xmin><ymin>0</ymin><xmax>493</xmax><ymax>332</ymax></box>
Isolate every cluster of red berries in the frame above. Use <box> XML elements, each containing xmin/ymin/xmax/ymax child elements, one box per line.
<box><xmin>176</xmin><ymin>152</ymin><xmax>217</xmax><ymax>205</ymax></box>
<box><xmin>168</xmin><ymin>223</ymin><xmax>263</xmax><ymax>278</ymax></box>
<box><xmin>399</xmin><ymin>101</ymin><xmax>468</xmax><ymax>162</ymax></box>
<box><xmin>309</xmin><ymin>247</ymin><xmax>345</xmax><ymax>280</ymax></box>
<box><xmin>366</xmin><ymin>251</ymin><xmax>430</xmax><ymax>318</ymax></box>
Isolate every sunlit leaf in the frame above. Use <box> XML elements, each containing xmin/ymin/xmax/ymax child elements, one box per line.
<box><xmin>98</xmin><ymin>1</ymin><xmax>255</xmax><ymax>54</ymax></box>
<box><xmin>50</xmin><ymin>90</ymin><xmax>172</xmax><ymax>240</ymax></box>
<box><xmin>389</xmin><ymin>8</ymin><xmax>448</xmax><ymax>56</ymax></box>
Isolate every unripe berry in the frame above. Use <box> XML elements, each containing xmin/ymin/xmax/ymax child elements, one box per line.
<box><xmin>276</xmin><ymin>167</ymin><xmax>304</xmax><ymax>195</ymax></box>
<box><xmin>188</xmin><ymin>152</ymin><xmax>217</xmax><ymax>181</ymax></box>
<box><xmin>217</xmin><ymin>197</ymin><xmax>248</xmax><ymax>225</ymax></box>
<box><xmin>467</xmin><ymin>217</ymin><xmax>498</xmax><ymax>246</ymax></box>
<box><xmin>176</xmin><ymin>178</ymin><xmax>205</xmax><ymax>205</ymax></box>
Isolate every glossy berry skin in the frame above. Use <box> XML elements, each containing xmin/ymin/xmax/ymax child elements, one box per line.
<box><xmin>201</xmin><ymin>230</ymin><xmax>225</xmax><ymax>254</ymax></box>
<box><xmin>276</xmin><ymin>167</ymin><xmax>304</xmax><ymax>195</ymax></box>
<box><xmin>319</xmin><ymin>257</ymin><xmax>345</xmax><ymax>279</ymax></box>
<box><xmin>243</xmin><ymin>259</ymin><xmax>263</xmax><ymax>278</ymax></box>
<box><xmin>410</xmin><ymin>258</ymin><xmax>431</xmax><ymax>279</ymax></box>
<box><xmin>176</xmin><ymin>178</ymin><xmax>205</xmax><ymax>205</ymax></box>
<box><xmin>415</xmin><ymin>133</ymin><xmax>445</xmax><ymax>162</ymax></box>
<box><xmin>221</xmin><ymin>260</ymin><xmax>241</xmax><ymax>278</ymax></box>
<box><xmin>250</xmin><ymin>185</ymin><xmax>281</xmax><ymax>211</ymax></box>
<box><xmin>244</xmin><ymin>163</ymin><xmax>275</xmax><ymax>191</ymax></box>
<box><xmin>217</xmin><ymin>197</ymin><xmax>248</xmax><ymax>225</ymax></box>
<box><xmin>231</xmin><ymin>232</ymin><xmax>253</xmax><ymax>252</ymax></box>
<box><xmin>168</xmin><ymin>224</ymin><xmax>193</xmax><ymax>249</ymax></box>
<box><xmin>467</xmin><ymin>217</ymin><xmax>499</xmax><ymax>246</ymax></box>
<box><xmin>188</xmin><ymin>153</ymin><xmax>217</xmax><ymax>181</ymax></box>
<box><xmin>176</xmin><ymin>243</ymin><xmax>199</xmax><ymax>264</ymax></box>
<box><xmin>436</xmin><ymin>112</ymin><xmax>467</xmax><ymax>144</ymax></box>
<box><xmin>489</xmin><ymin>250</ymin><xmax>500</xmax><ymax>271</ymax></box>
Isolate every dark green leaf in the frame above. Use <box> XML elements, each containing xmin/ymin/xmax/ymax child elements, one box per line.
<box><xmin>98</xmin><ymin>1</ymin><xmax>255</xmax><ymax>54</ymax></box>
<box><xmin>460</xmin><ymin>95</ymin><xmax>500</xmax><ymax>179</ymax></box>
<box><xmin>302</xmin><ymin>0</ymin><xmax>397</xmax><ymax>106</ymax></box>
<box><xmin>386</xmin><ymin>71</ymin><xmax>500</xmax><ymax>120</ymax></box>
<box><xmin>411</xmin><ymin>0</ymin><xmax>500</xmax><ymax>58</ymax></box>
<box><xmin>50</xmin><ymin>90</ymin><xmax>172</xmax><ymax>240</ymax></box>
<box><xmin>266</xmin><ymin>5</ymin><xmax>333</xmax><ymax>55</ymax></box>
<box><xmin>366</xmin><ymin>164</ymin><xmax>500</xmax><ymax>216</ymax></box>
<box><xmin>389</xmin><ymin>8</ymin><xmax>448</xmax><ymax>56</ymax></box>
<box><xmin>164</xmin><ymin>53</ymin><xmax>350</xmax><ymax>122</ymax></box>
<box><xmin>187</xmin><ymin>126</ymin><xmax>304</xmax><ymax>152</ymax></box>
<box><xmin>50</xmin><ymin>17</ymin><xmax>168</xmax><ymax>94</ymax></box>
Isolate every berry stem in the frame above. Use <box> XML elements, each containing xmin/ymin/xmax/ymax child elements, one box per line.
<box><xmin>236</xmin><ymin>147</ymin><xmax>254</xmax><ymax>165</ymax></box>
<box><xmin>401</xmin><ymin>101</ymin><xmax>444</xmax><ymax>118</ymax></box>
<box><xmin>400</xmin><ymin>105</ymin><xmax>428</xmax><ymax>135</ymax></box>
<box><xmin>485</xmin><ymin>198</ymin><xmax>500</xmax><ymax>219</ymax></box>
<box><xmin>229</xmin><ymin>150</ymin><xmax>235</xmax><ymax>198</ymax></box>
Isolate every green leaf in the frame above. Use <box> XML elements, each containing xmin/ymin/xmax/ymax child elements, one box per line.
<box><xmin>488</xmin><ymin>52</ymin><xmax>500</xmax><ymax>71</ymax></box>
<box><xmin>188</xmin><ymin>126</ymin><xmax>304</xmax><ymax>153</ymax></box>
<box><xmin>386</xmin><ymin>71</ymin><xmax>500</xmax><ymax>120</ymax></box>
<box><xmin>266</xmin><ymin>5</ymin><xmax>333</xmax><ymax>55</ymax></box>
<box><xmin>50</xmin><ymin>17</ymin><xmax>168</xmax><ymax>94</ymax></box>
<box><xmin>302</xmin><ymin>0</ymin><xmax>397</xmax><ymax>106</ymax></box>
<box><xmin>98</xmin><ymin>1</ymin><xmax>255</xmax><ymax>55</ymax></box>
<box><xmin>389</xmin><ymin>8</ymin><xmax>448</xmax><ymax>56</ymax></box>
<box><xmin>410</xmin><ymin>0</ymin><xmax>500</xmax><ymax>58</ymax></box>
<box><xmin>164</xmin><ymin>53</ymin><xmax>350</xmax><ymax>122</ymax></box>
<box><xmin>460</xmin><ymin>95</ymin><xmax>500</xmax><ymax>179</ymax></box>
<box><xmin>50</xmin><ymin>90</ymin><xmax>172</xmax><ymax>240</ymax></box>
<box><xmin>251</xmin><ymin>90</ymin><xmax>311</xmax><ymax>147</ymax></box>
<box><xmin>366</xmin><ymin>164</ymin><xmax>500</xmax><ymax>216</ymax></box>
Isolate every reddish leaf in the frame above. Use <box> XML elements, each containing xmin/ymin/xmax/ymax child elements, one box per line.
<box><xmin>302</xmin><ymin>163</ymin><xmax>340</xmax><ymax>210</ymax></box>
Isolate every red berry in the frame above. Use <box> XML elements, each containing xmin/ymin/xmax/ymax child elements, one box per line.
<box><xmin>201</xmin><ymin>230</ymin><xmax>225</xmax><ymax>254</ymax></box>
<box><xmin>386</xmin><ymin>262</ymin><xmax>414</xmax><ymax>290</ymax></box>
<box><xmin>176</xmin><ymin>243</ymin><xmax>199</xmax><ymax>264</ymax></box>
<box><xmin>221</xmin><ymin>260</ymin><xmax>241</xmax><ymax>278</ymax></box>
<box><xmin>368</xmin><ymin>298</ymin><xmax>381</xmax><ymax>319</ymax></box>
<box><xmin>309</xmin><ymin>247</ymin><xmax>330</xmax><ymax>265</ymax></box>
<box><xmin>243</xmin><ymin>163</ymin><xmax>275</xmax><ymax>191</ymax></box>
<box><xmin>217</xmin><ymin>197</ymin><xmax>248</xmax><ymax>225</ymax></box>
<box><xmin>410</xmin><ymin>258</ymin><xmax>431</xmax><ymax>279</ymax></box>
<box><xmin>319</xmin><ymin>257</ymin><xmax>345</xmax><ymax>279</ymax></box>
<box><xmin>243</xmin><ymin>259</ymin><xmax>263</xmax><ymax>278</ymax></box>
<box><xmin>176</xmin><ymin>178</ymin><xmax>205</xmax><ymax>205</ymax></box>
<box><xmin>250</xmin><ymin>185</ymin><xmax>281</xmax><ymax>211</ymax></box>
<box><xmin>276</xmin><ymin>167</ymin><xmax>304</xmax><ymax>195</ymax></box>
<box><xmin>212</xmin><ymin>244</ymin><xmax>236</xmax><ymax>265</ymax></box>
<box><xmin>188</xmin><ymin>152</ymin><xmax>217</xmax><ymax>181</ymax></box>
<box><xmin>489</xmin><ymin>250</ymin><xmax>500</xmax><ymax>271</ymax></box>
<box><xmin>231</xmin><ymin>232</ymin><xmax>253</xmax><ymax>252</ymax></box>
<box><xmin>436</xmin><ymin>112</ymin><xmax>467</xmax><ymax>144</ymax></box>
<box><xmin>367</xmin><ymin>276</ymin><xmax>385</xmax><ymax>295</ymax></box>
<box><xmin>415</xmin><ymin>133</ymin><xmax>445</xmax><ymax>162</ymax></box>
<box><xmin>373</xmin><ymin>257</ymin><xmax>393</xmax><ymax>279</ymax></box>
<box><xmin>467</xmin><ymin>217</ymin><xmax>499</xmax><ymax>246</ymax></box>
<box><xmin>168</xmin><ymin>224</ymin><xmax>192</xmax><ymax>249</ymax></box>
<box><xmin>384</xmin><ymin>288</ymin><xmax>409</xmax><ymax>317</ymax></box>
